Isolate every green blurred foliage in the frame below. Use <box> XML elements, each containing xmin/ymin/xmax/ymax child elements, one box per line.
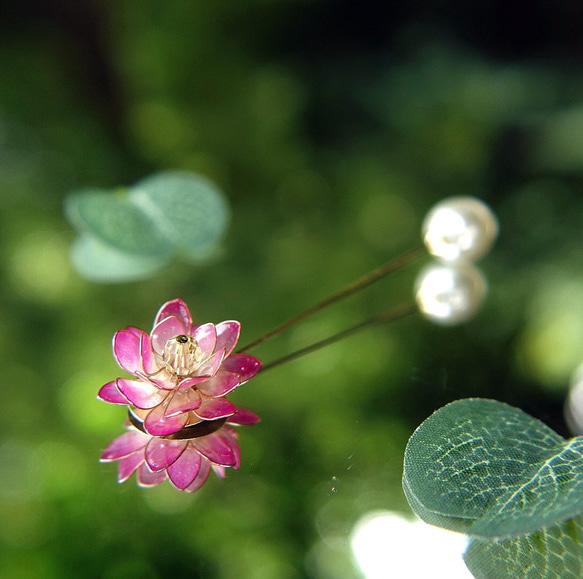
<box><xmin>1</xmin><ymin>1</ymin><xmax>583</xmax><ymax>577</ymax></box>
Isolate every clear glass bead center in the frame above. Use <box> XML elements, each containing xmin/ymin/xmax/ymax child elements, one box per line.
<box><xmin>162</xmin><ymin>334</ymin><xmax>202</xmax><ymax>377</ymax></box>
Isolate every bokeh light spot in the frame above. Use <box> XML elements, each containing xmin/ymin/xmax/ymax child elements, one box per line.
<box><xmin>350</xmin><ymin>511</ymin><xmax>471</xmax><ymax>579</ymax></box>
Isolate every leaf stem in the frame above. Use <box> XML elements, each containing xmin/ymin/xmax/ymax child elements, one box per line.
<box><xmin>237</xmin><ymin>244</ymin><xmax>425</xmax><ymax>353</ymax></box>
<box><xmin>259</xmin><ymin>301</ymin><xmax>418</xmax><ymax>373</ymax></box>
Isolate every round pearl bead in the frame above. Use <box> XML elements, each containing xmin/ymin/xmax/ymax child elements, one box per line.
<box><xmin>422</xmin><ymin>197</ymin><xmax>498</xmax><ymax>263</ymax></box>
<box><xmin>414</xmin><ymin>262</ymin><xmax>487</xmax><ymax>325</ymax></box>
<box><xmin>566</xmin><ymin>364</ymin><xmax>583</xmax><ymax>435</ymax></box>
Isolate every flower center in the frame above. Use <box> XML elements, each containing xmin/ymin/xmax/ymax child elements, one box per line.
<box><xmin>162</xmin><ymin>334</ymin><xmax>202</xmax><ymax>377</ymax></box>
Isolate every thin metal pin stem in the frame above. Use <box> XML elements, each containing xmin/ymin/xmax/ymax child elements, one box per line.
<box><xmin>237</xmin><ymin>245</ymin><xmax>425</xmax><ymax>353</ymax></box>
<box><xmin>259</xmin><ymin>301</ymin><xmax>418</xmax><ymax>373</ymax></box>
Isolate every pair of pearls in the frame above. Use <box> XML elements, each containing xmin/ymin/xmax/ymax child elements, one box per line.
<box><xmin>415</xmin><ymin>197</ymin><xmax>498</xmax><ymax>325</ymax></box>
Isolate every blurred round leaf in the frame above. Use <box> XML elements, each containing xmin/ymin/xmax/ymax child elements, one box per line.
<box><xmin>65</xmin><ymin>188</ymin><xmax>173</xmax><ymax>257</ymax></box>
<box><xmin>130</xmin><ymin>171</ymin><xmax>230</xmax><ymax>258</ymax></box>
<box><xmin>65</xmin><ymin>171</ymin><xmax>230</xmax><ymax>282</ymax></box>
<box><xmin>70</xmin><ymin>233</ymin><xmax>169</xmax><ymax>283</ymax></box>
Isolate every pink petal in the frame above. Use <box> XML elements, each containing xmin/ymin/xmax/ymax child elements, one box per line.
<box><xmin>97</xmin><ymin>381</ymin><xmax>129</xmax><ymax>405</ymax></box>
<box><xmin>176</xmin><ymin>376</ymin><xmax>211</xmax><ymax>391</ymax></box>
<box><xmin>149</xmin><ymin>372</ymin><xmax>179</xmax><ymax>391</ymax></box>
<box><xmin>232</xmin><ymin>443</ymin><xmax>241</xmax><ymax>470</ymax></box>
<box><xmin>215</xmin><ymin>321</ymin><xmax>241</xmax><ymax>358</ymax></box>
<box><xmin>228</xmin><ymin>407</ymin><xmax>261</xmax><ymax>425</ymax></box>
<box><xmin>223</xmin><ymin>427</ymin><xmax>241</xmax><ymax>469</ymax></box>
<box><xmin>196</xmin><ymin>347</ymin><xmax>225</xmax><ymax>379</ymax></box>
<box><xmin>192</xmin><ymin>432</ymin><xmax>237</xmax><ymax>467</ymax></box>
<box><xmin>212</xmin><ymin>464</ymin><xmax>226</xmax><ymax>479</ymax></box>
<box><xmin>125</xmin><ymin>327</ymin><xmax>143</xmax><ymax>337</ymax></box>
<box><xmin>101</xmin><ymin>430</ymin><xmax>149</xmax><ymax>461</ymax></box>
<box><xmin>145</xmin><ymin>438</ymin><xmax>187</xmax><ymax>471</ymax></box>
<box><xmin>165</xmin><ymin>389</ymin><xmax>201</xmax><ymax>416</ymax></box>
<box><xmin>154</xmin><ymin>299</ymin><xmax>192</xmax><ymax>330</ymax></box>
<box><xmin>196</xmin><ymin>371</ymin><xmax>240</xmax><ymax>398</ymax></box>
<box><xmin>150</xmin><ymin>315</ymin><xmax>187</xmax><ymax>355</ymax></box>
<box><xmin>139</xmin><ymin>334</ymin><xmax>158</xmax><ymax>375</ymax></box>
<box><xmin>137</xmin><ymin>463</ymin><xmax>167</xmax><ymax>487</ymax></box>
<box><xmin>192</xmin><ymin>323</ymin><xmax>217</xmax><ymax>360</ymax></box>
<box><xmin>195</xmin><ymin>397</ymin><xmax>237</xmax><ymax>420</ymax></box>
<box><xmin>116</xmin><ymin>378</ymin><xmax>166</xmax><ymax>409</ymax></box>
<box><xmin>167</xmin><ymin>447</ymin><xmax>202</xmax><ymax>490</ymax></box>
<box><xmin>185</xmin><ymin>458</ymin><xmax>210</xmax><ymax>492</ymax></box>
<box><xmin>221</xmin><ymin>354</ymin><xmax>262</xmax><ymax>382</ymax></box>
<box><xmin>118</xmin><ymin>452</ymin><xmax>145</xmax><ymax>483</ymax></box>
<box><xmin>144</xmin><ymin>402</ymin><xmax>188</xmax><ymax>436</ymax></box>
<box><xmin>113</xmin><ymin>329</ymin><xmax>146</xmax><ymax>374</ymax></box>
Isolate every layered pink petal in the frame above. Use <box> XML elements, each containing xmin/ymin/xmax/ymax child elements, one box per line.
<box><xmin>196</xmin><ymin>371</ymin><xmax>240</xmax><ymax>398</ymax></box>
<box><xmin>116</xmin><ymin>378</ymin><xmax>166</xmax><ymax>409</ymax></box>
<box><xmin>154</xmin><ymin>299</ymin><xmax>192</xmax><ymax>330</ymax></box>
<box><xmin>113</xmin><ymin>329</ymin><xmax>147</xmax><ymax>374</ymax></box>
<box><xmin>192</xmin><ymin>432</ymin><xmax>238</xmax><ymax>467</ymax></box>
<box><xmin>101</xmin><ymin>430</ymin><xmax>150</xmax><ymax>461</ymax></box>
<box><xmin>221</xmin><ymin>354</ymin><xmax>262</xmax><ymax>382</ymax></box>
<box><xmin>97</xmin><ymin>381</ymin><xmax>128</xmax><ymax>405</ymax></box>
<box><xmin>165</xmin><ymin>389</ymin><xmax>201</xmax><ymax>416</ymax></box>
<box><xmin>215</xmin><ymin>321</ymin><xmax>241</xmax><ymax>358</ymax></box>
<box><xmin>167</xmin><ymin>448</ymin><xmax>202</xmax><ymax>490</ymax></box>
<box><xmin>185</xmin><ymin>458</ymin><xmax>210</xmax><ymax>492</ymax></box>
<box><xmin>137</xmin><ymin>463</ymin><xmax>167</xmax><ymax>487</ymax></box>
<box><xmin>145</xmin><ymin>438</ymin><xmax>187</xmax><ymax>471</ymax></box>
<box><xmin>195</xmin><ymin>397</ymin><xmax>237</xmax><ymax>420</ymax></box>
<box><xmin>118</xmin><ymin>452</ymin><xmax>144</xmax><ymax>483</ymax></box>
<box><xmin>144</xmin><ymin>402</ymin><xmax>189</xmax><ymax>436</ymax></box>
<box><xmin>151</xmin><ymin>315</ymin><xmax>187</xmax><ymax>355</ymax></box>
<box><xmin>192</xmin><ymin>323</ymin><xmax>217</xmax><ymax>360</ymax></box>
<box><xmin>196</xmin><ymin>347</ymin><xmax>225</xmax><ymax>379</ymax></box>
<box><xmin>228</xmin><ymin>407</ymin><xmax>261</xmax><ymax>425</ymax></box>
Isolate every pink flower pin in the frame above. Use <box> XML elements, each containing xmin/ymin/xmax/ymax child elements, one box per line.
<box><xmin>98</xmin><ymin>299</ymin><xmax>261</xmax><ymax>436</ymax></box>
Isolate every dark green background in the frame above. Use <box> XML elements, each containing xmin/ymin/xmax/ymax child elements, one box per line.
<box><xmin>1</xmin><ymin>1</ymin><xmax>583</xmax><ymax>577</ymax></box>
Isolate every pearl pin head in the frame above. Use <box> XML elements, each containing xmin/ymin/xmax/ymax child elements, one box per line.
<box><xmin>422</xmin><ymin>197</ymin><xmax>498</xmax><ymax>263</ymax></box>
<box><xmin>414</xmin><ymin>262</ymin><xmax>488</xmax><ymax>326</ymax></box>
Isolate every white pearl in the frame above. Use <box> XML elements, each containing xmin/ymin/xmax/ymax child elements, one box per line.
<box><xmin>566</xmin><ymin>364</ymin><xmax>583</xmax><ymax>435</ymax></box>
<box><xmin>422</xmin><ymin>197</ymin><xmax>498</xmax><ymax>262</ymax></box>
<box><xmin>414</xmin><ymin>263</ymin><xmax>487</xmax><ymax>325</ymax></box>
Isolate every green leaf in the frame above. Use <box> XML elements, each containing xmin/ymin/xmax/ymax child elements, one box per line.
<box><xmin>129</xmin><ymin>171</ymin><xmax>230</xmax><ymax>258</ymax></box>
<box><xmin>70</xmin><ymin>233</ymin><xmax>169</xmax><ymax>283</ymax></box>
<box><xmin>65</xmin><ymin>188</ymin><xmax>174</xmax><ymax>258</ymax></box>
<box><xmin>464</xmin><ymin>516</ymin><xmax>583</xmax><ymax>579</ymax></box>
<box><xmin>402</xmin><ymin>474</ymin><xmax>475</xmax><ymax>534</ymax></box>
<box><xmin>403</xmin><ymin>398</ymin><xmax>583</xmax><ymax>538</ymax></box>
<box><xmin>64</xmin><ymin>171</ymin><xmax>230</xmax><ymax>282</ymax></box>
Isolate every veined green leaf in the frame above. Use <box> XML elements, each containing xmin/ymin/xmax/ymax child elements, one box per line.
<box><xmin>464</xmin><ymin>515</ymin><xmax>583</xmax><ymax>579</ymax></box>
<box><xmin>403</xmin><ymin>398</ymin><xmax>583</xmax><ymax>538</ymax></box>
